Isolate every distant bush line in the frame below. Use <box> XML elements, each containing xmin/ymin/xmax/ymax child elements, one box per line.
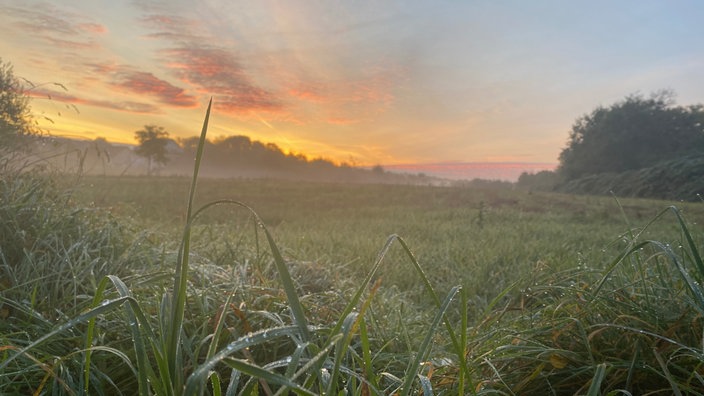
<box><xmin>518</xmin><ymin>155</ymin><xmax>704</xmax><ymax>202</ymax></box>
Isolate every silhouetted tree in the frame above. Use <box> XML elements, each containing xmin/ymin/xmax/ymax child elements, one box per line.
<box><xmin>134</xmin><ymin>125</ymin><xmax>170</xmax><ymax>175</ymax></box>
<box><xmin>558</xmin><ymin>91</ymin><xmax>704</xmax><ymax>180</ymax></box>
<box><xmin>517</xmin><ymin>170</ymin><xmax>558</xmax><ymax>190</ymax></box>
<box><xmin>0</xmin><ymin>58</ymin><xmax>40</xmax><ymax>153</ymax></box>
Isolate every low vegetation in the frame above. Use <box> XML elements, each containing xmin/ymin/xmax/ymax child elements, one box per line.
<box><xmin>3</xmin><ymin>104</ymin><xmax>704</xmax><ymax>394</ymax></box>
<box><xmin>556</xmin><ymin>155</ymin><xmax>704</xmax><ymax>202</ymax></box>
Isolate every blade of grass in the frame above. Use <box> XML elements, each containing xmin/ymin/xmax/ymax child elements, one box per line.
<box><xmin>396</xmin><ymin>237</ymin><xmax>473</xmax><ymax>389</ymax></box>
<box><xmin>417</xmin><ymin>374</ymin><xmax>433</xmax><ymax>396</ymax></box>
<box><xmin>359</xmin><ymin>317</ymin><xmax>378</xmax><ymax>392</ymax></box>
<box><xmin>181</xmin><ymin>197</ymin><xmax>311</xmax><ymax>343</ymax></box>
<box><xmin>400</xmin><ymin>285</ymin><xmax>461</xmax><ymax>396</ymax></box>
<box><xmin>667</xmin><ymin>206</ymin><xmax>704</xmax><ymax>278</ymax></box>
<box><xmin>106</xmin><ymin>274</ymin><xmax>162</xmax><ymax>396</ymax></box>
<box><xmin>184</xmin><ymin>325</ymin><xmax>319</xmax><ymax>394</ymax></box>
<box><xmin>586</xmin><ymin>363</ymin><xmax>607</xmax><ymax>396</ymax></box>
<box><xmin>221</xmin><ymin>358</ymin><xmax>316</xmax><ymax>396</ymax></box>
<box><xmin>169</xmin><ymin>98</ymin><xmax>212</xmax><ymax>393</ymax></box>
<box><xmin>0</xmin><ymin>296</ymin><xmax>134</xmax><ymax>370</ymax></box>
<box><xmin>325</xmin><ymin>278</ymin><xmax>381</xmax><ymax>396</ymax></box>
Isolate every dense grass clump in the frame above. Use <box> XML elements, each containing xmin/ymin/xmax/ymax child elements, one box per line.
<box><xmin>2</xmin><ymin>104</ymin><xmax>704</xmax><ymax>394</ymax></box>
<box><xmin>0</xmin><ymin>169</ymin><xmax>161</xmax><ymax>394</ymax></box>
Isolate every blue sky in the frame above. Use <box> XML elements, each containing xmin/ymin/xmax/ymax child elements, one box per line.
<box><xmin>1</xmin><ymin>0</ymin><xmax>703</xmax><ymax>170</ymax></box>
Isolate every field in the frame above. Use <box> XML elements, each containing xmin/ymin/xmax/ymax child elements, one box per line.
<box><xmin>3</xmin><ymin>169</ymin><xmax>704</xmax><ymax>394</ymax></box>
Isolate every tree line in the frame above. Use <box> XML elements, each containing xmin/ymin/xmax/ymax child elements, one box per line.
<box><xmin>519</xmin><ymin>90</ymin><xmax>704</xmax><ymax>200</ymax></box>
<box><xmin>133</xmin><ymin>125</ymin><xmax>363</xmax><ymax>178</ymax></box>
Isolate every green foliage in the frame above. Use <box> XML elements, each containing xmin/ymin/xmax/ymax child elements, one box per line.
<box><xmin>135</xmin><ymin>125</ymin><xmax>171</xmax><ymax>175</ymax></box>
<box><xmin>557</xmin><ymin>155</ymin><xmax>704</xmax><ymax>201</ymax></box>
<box><xmin>0</xmin><ymin>58</ymin><xmax>40</xmax><ymax>154</ymax></box>
<box><xmin>558</xmin><ymin>91</ymin><xmax>704</xmax><ymax>180</ymax></box>
<box><xmin>0</xmin><ymin>169</ymin><xmax>154</xmax><ymax>394</ymax></box>
<box><xmin>516</xmin><ymin>170</ymin><xmax>560</xmax><ymax>191</ymax></box>
<box><xmin>465</xmin><ymin>206</ymin><xmax>704</xmax><ymax>394</ymax></box>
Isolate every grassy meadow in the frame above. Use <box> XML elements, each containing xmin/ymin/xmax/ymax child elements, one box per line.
<box><xmin>2</xmin><ymin>106</ymin><xmax>704</xmax><ymax>395</ymax></box>
<box><xmin>71</xmin><ymin>175</ymin><xmax>704</xmax><ymax>314</ymax></box>
<box><xmin>3</xmin><ymin>168</ymin><xmax>704</xmax><ymax>394</ymax></box>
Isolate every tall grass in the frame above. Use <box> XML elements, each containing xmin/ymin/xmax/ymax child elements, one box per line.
<box><xmin>2</xmin><ymin>101</ymin><xmax>704</xmax><ymax>394</ymax></box>
<box><xmin>461</xmin><ymin>205</ymin><xmax>704</xmax><ymax>394</ymax></box>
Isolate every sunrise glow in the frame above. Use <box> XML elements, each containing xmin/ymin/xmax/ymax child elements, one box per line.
<box><xmin>3</xmin><ymin>1</ymin><xmax>704</xmax><ymax>177</ymax></box>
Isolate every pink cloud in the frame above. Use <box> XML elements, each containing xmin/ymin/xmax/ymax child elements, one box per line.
<box><xmin>164</xmin><ymin>46</ymin><xmax>282</xmax><ymax>115</ymax></box>
<box><xmin>140</xmin><ymin>12</ymin><xmax>285</xmax><ymax>117</ymax></box>
<box><xmin>112</xmin><ymin>71</ymin><xmax>198</xmax><ymax>108</ymax></box>
<box><xmin>78</xmin><ymin>23</ymin><xmax>108</xmax><ymax>34</ymax></box>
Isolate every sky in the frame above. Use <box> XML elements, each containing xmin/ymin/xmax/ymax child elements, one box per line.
<box><xmin>2</xmin><ymin>0</ymin><xmax>704</xmax><ymax>177</ymax></box>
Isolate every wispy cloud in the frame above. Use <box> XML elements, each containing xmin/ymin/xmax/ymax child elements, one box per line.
<box><xmin>77</xmin><ymin>23</ymin><xmax>108</xmax><ymax>34</ymax></box>
<box><xmin>140</xmin><ymin>11</ymin><xmax>282</xmax><ymax>117</ymax></box>
<box><xmin>286</xmin><ymin>71</ymin><xmax>399</xmax><ymax>125</ymax></box>
<box><xmin>164</xmin><ymin>46</ymin><xmax>282</xmax><ymax>114</ymax></box>
<box><xmin>29</xmin><ymin>88</ymin><xmax>160</xmax><ymax>114</ymax></box>
<box><xmin>4</xmin><ymin>4</ymin><xmax>106</xmax><ymax>50</ymax></box>
<box><xmin>111</xmin><ymin>70</ymin><xmax>198</xmax><ymax>108</ymax></box>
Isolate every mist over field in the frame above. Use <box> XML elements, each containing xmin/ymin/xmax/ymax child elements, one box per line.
<box><xmin>3</xmin><ymin>1</ymin><xmax>704</xmax><ymax>394</ymax></box>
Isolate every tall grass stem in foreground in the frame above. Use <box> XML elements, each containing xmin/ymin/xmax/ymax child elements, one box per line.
<box><xmin>167</xmin><ymin>98</ymin><xmax>212</xmax><ymax>391</ymax></box>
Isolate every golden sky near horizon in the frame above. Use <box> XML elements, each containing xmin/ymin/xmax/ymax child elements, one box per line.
<box><xmin>2</xmin><ymin>1</ymin><xmax>704</xmax><ymax>167</ymax></box>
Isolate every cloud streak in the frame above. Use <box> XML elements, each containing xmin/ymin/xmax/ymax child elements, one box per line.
<box><xmin>4</xmin><ymin>5</ymin><xmax>106</xmax><ymax>50</ymax></box>
<box><xmin>111</xmin><ymin>70</ymin><xmax>198</xmax><ymax>108</ymax></box>
<box><xmin>140</xmin><ymin>11</ymin><xmax>282</xmax><ymax>117</ymax></box>
<box><xmin>164</xmin><ymin>46</ymin><xmax>282</xmax><ymax>115</ymax></box>
<box><xmin>29</xmin><ymin>88</ymin><xmax>160</xmax><ymax>114</ymax></box>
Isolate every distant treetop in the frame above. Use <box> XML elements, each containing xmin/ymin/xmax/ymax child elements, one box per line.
<box><xmin>558</xmin><ymin>91</ymin><xmax>704</xmax><ymax>180</ymax></box>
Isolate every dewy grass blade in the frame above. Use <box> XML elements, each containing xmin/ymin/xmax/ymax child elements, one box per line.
<box><xmin>359</xmin><ymin>318</ymin><xmax>378</xmax><ymax>391</ymax></box>
<box><xmin>585</xmin><ymin>363</ymin><xmax>607</xmax><ymax>396</ymax></box>
<box><xmin>668</xmin><ymin>206</ymin><xmax>704</xmax><ymax>278</ymax></box>
<box><xmin>260</xmin><ymin>223</ymin><xmax>311</xmax><ymax>341</ymax></box>
<box><xmin>185</xmin><ymin>325</ymin><xmax>318</xmax><ymax>394</ymax></box>
<box><xmin>0</xmin><ymin>296</ymin><xmax>133</xmax><ymax>370</ymax></box>
<box><xmin>400</xmin><ymin>285</ymin><xmax>461</xmax><ymax>396</ymax></box>
<box><xmin>174</xmin><ymin>195</ymin><xmax>311</xmax><ymax>344</ymax></box>
<box><xmin>106</xmin><ymin>274</ymin><xmax>158</xmax><ymax>396</ymax></box>
<box><xmin>206</xmin><ymin>292</ymin><xmax>235</xmax><ymax>361</ymax></box>
<box><xmin>84</xmin><ymin>275</ymin><xmax>152</xmax><ymax>396</ymax></box>
<box><xmin>221</xmin><ymin>357</ymin><xmax>316</xmax><ymax>396</ymax></box>
<box><xmin>326</xmin><ymin>279</ymin><xmax>380</xmax><ymax>396</ymax></box>
<box><xmin>417</xmin><ymin>374</ymin><xmax>433</xmax><ymax>396</ymax></box>
<box><xmin>169</xmin><ymin>98</ymin><xmax>212</xmax><ymax>392</ymax></box>
<box><xmin>396</xmin><ymin>237</ymin><xmax>472</xmax><ymax>385</ymax></box>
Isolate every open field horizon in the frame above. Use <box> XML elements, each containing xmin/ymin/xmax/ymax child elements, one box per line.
<box><xmin>3</xmin><ymin>1</ymin><xmax>704</xmax><ymax>392</ymax></box>
<box><xmin>4</xmin><ymin>164</ymin><xmax>704</xmax><ymax>393</ymax></box>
